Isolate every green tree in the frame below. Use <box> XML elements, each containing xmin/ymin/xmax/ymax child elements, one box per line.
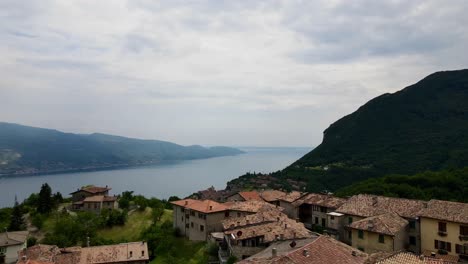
<box><xmin>8</xmin><ymin>196</ymin><xmax>25</xmax><ymax>231</ymax></box>
<box><xmin>37</xmin><ymin>183</ymin><xmax>53</xmax><ymax>214</ymax></box>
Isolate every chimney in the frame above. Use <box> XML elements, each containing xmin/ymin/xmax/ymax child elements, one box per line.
<box><xmin>246</xmin><ymin>220</ymin><xmax>250</xmax><ymax>225</ymax></box>
<box><xmin>285</xmin><ymin>224</ymin><xmax>288</xmax><ymax>229</ymax></box>
<box><xmin>372</xmin><ymin>196</ymin><xmax>378</xmax><ymax>206</ymax></box>
<box><xmin>185</xmin><ymin>201</ymin><xmax>188</xmax><ymax>205</ymax></box>
<box><xmin>272</xmin><ymin>248</ymin><xmax>277</xmax><ymax>257</ymax></box>
<box><xmin>431</xmin><ymin>252</ymin><xmax>436</xmax><ymax>257</ymax></box>
<box><xmin>209</xmin><ymin>205</ymin><xmax>213</xmax><ymax>210</ymax></box>
<box><xmin>352</xmin><ymin>251</ymin><xmax>357</xmax><ymax>256</ymax></box>
<box><xmin>303</xmin><ymin>249</ymin><xmax>309</xmax><ymax>257</ymax></box>
<box><xmin>423</xmin><ymin>202</ymin><xmax>428</xmax><ymax>208</ymax></box>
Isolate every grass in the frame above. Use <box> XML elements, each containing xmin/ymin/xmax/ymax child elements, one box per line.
<box><xmin>149</xmin><ymin>238</ymin><xmax>208</xmax><ymax>264</ymax></box>
<box><xmin>97</xmin><ymin>208</ymin><xmax>172</xmax><ymax>242</ymax></box>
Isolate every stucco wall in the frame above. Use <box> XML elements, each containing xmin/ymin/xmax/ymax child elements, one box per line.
<box><xmin>420</xmin><ymin>217</ymin><xmax>463</xmax><ymax>256</ymax></box>
<box><xmin>4</xmin><ymin>243</ymin><xmax>25</xmax><ymax>264</ymax></box>
<box><xmin>351</xmin><ymin>230</ymin><xmax>394</xmax><ymax>253</ymax></box>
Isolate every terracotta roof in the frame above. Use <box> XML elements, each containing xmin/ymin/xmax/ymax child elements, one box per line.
<box><xmin>421</xmin><ymin>250</ymin><xmax>459</xmax><ymax>264</ymax></box>
<box><xmin>227</xmin><ymin>200</ymin><xmax>281</xmax><ymax>213</ymax></box>
<box><xmin>0</xmin><ymin>230</ymin><xmax>28</xmax><ymax>247</ymax></box>
<box><xmin>83</xmin><ymin>195</ymin><xmax>117</xmax><ymax>203</ymax></box>
<box><xmin>224</xmin><ymin>211</ymin><xmax>312</xmax><ymax>243</ymax></box>
<box><xmin>278</xmin><ymin>191</ymin><xmax>303</xmax><ymax>203</ymax></box>
<box><xmin>70</xmin><ymin>186</ymin><xmax>110</xmax><ymax>195</ymax></box>
<box><xmin>239</xmin><ymin>235</ymin><xmax>368</xmax><ymax>264</ymax></box>
<box><xmin>238</xmin><ymin>191</ymin><xmax>263</xmax><ymax>201</ymax></box>
<box><xmin>19</xmin><ymin>242</ymin><xmax>149</xmax><ymax>264</ymax></box>
<box><xmin>170</xmin><ymin>199</ymin><xmax>228</xmax><ymax>213</ymax></box>
<box><xmin>260</xmin><ymin>190</ymin><xmax>287</xmax><ymax>202</ymax></box>
<box><xmin>222</xmin><ymin>206</ymin><xmax>285</xmax><ymax>230</ymax></box>
<box><xmin>292</xmin><ymin>193</ymin><xmax>346</xmax><ymax>208</ymax></box>
<box><xmin>348</xmin><ymin>213</ymin><xmax>408</xmax><ymax>236</ymax></box>
<box><xmin>336</xmin><ymin>194</ymin><xmax>425</xmax><ymax>219</ymax></box>
<box><xmin>419</xmin><ymin>199</ymin><xmax>468</xmax><ymax>224</ymax></box>
<box><xmin>373</xmin><ymin>252</ymin><xmax>457</xmax><ymax>264</ymax></box>
<box><xmin>17</xmin><ymin>260</ymin><xmax>54</xmax><ymax>264</ymax></box>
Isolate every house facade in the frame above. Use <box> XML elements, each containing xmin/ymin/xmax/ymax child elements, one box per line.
<box><xmin>0</xmin><ymin>231</ymin><xmax>28</xmax><ymax>264</ymax></box>
<box><xmin>70</xmin><ymin>186</ymin><xmax>118</xmax><ymax>213</ymax></box>
<box><xmin>419</xmin><ymin>199</ymin><xmax>468</xmax><ymax>261</ymax></box>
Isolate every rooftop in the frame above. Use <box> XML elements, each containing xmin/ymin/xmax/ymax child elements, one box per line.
<box><xmin>239</xmin><ymin>235</ymin><xmax>368</xmax><ymax>264</ymax></box>
<box><xmin>292</xmin><ymin>193</ymin><xmax>346</xmax><ymax>208</ymax></box>
<box><xmin>70</xmin><ymin>186</ymin><xmax>111</xmax><ymax>195</ymax></box>
<box><xmin>348</xmin><ymin>213</ymin><xmax>408</xmax><ymax>236</ymax></box>
<box><xmin>419</xmin><ymin>199</ymin><xmax>468</xmax><ymax>224</ymax></box>
<box><xmin>222</xmin><ymin>206</ymin><xmax>286</xmax><ymax>230</ymax></box>
<box><xmin>227</xmin><ymin>200</ymin><xmax>281</xmax><ymax>213</ymax></box>
<box><xmin>260</xmin><ymin>190</ymin><xmax>287</xmax><ymax>202</ymax></box>
<box><xmin>371</xmin><ymin>252</ymin><xmax>457</xmax><ymax>264</ymax></box>
<box><xmin>238</xmin><ymin>191</ymin><xmax>263</xmax><ymax>201</ymax></box>
<box><xmin>0</xmin><ymin>230</ymin><xmax>28</xmax><ymax>247</ymax></box>
<box><xmin>278</xmin><ymin>191</ymin><xmax>303</xmax><ymax>203</ymax></box>
<box><xmin>336</xmin><ymin>194</ymin><xmax>426</xmax><ymax>219</ymax></box>
<box><xmin>171</xmin><ymin>199</ymin><xmax>229</xmax><ymax>214</ymax></box>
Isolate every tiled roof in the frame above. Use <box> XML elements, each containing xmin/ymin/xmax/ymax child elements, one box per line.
<box><xmin>17</xmin><ymin>260</ymin><xmax>54</xmax><ymax>264</ymax></box>
<box><xmin>239</xmin><ymin>235</ymin><xmax>368</xmax><ymax>264</ymax></box>
<box><xmin>372</xmin><ymin>252</ymin><xmax>457</xmax><ymax>264</ymax></box>
<box><xmin>227</xmin><ymin>200</ymin><xmax>281</xmax><ymax>213</ymax></box>
<box><xmin>82</xmin><ymin>195</ymin><xmax>117</xmax><ymax>203</ymax></box>
<box><xmin>224</xmin><ymin>211</ymin><xmax>312</xmax><ymax>243</ymax></box>
<box><xmin>292</xmin><ymin>193</ymin><xmax>346</xmax><ymax>208</ymax></box>
<box><xmin>222</xmin><ymin>206</ymin><xmax>285</xmax><ymax>230</ymax></box>
<box><xmin>278</xmin><ymin>191</ymin><xmax>303</xmax><ymax>203</ymax></box>
<box><xmin>70</xmin><ymin>186</ymin><xmax>110</xmax><ymax>194</ymax></box>
<box><xmin>421</xmin><ymin>250</ymin><xmax>459</xmax><ymax>264</ymax></box>
<box><xmin>260</xmin><ymin>190</ymin><xmax>287</xmax><ymax>202</ymax></box>
<box><xmin>171</xmin><ymin>199</ymin><xmax>228</xmax><ymax>213</ymax></box>
<box><xmin>239</xmin><ymin>191</ymin><xmax>263</xmax><ymax>201</ymax></box>
<box><xmin>419</xmin><ymin>199</ymin><xmax>468</xmax><ymax>224</ymax></box>
<box><xmin>19</xmin><ymin>242</ymin><xmax>149</xmax><ymax>264</ymax></box>
<box><xmin>0</xmin><ymin>230</ymin><xmax>28</xmax><ymax>247</ymax></box>
<box><xmin>336</xmin><ymin>194</ymin><xmax>426</xmax><ymax>218</ymax></box>
<box><xmin>348</xmin><ymin>213</ymin><xmax>408</xmax><ymax>236</ymax></box>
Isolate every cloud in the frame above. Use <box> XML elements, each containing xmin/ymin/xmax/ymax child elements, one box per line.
<box><xmin>0</xmin><ymin>0</ymin><xmax>467</xmax><ymax>146</ymax></box>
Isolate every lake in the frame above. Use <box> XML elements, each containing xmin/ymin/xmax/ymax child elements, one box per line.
<box><xmin>0</xmin><ymin>147</ymin><xmax>311</xmax><ymax>208</ymax></box>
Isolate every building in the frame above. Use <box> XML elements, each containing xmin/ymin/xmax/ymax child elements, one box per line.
<box><xmin>226</xmin><ymin>191</ymin><xmax>263</xmax><ymax>202</ymax></box>
<box><xmin>335</xmin><ymin>194</ymin><xmax>426</xmax><ymax>253</ymax></box>
<box><xmin>171</xmin><ymin>199</ymin><xmax>229</xmax><ymax>241</ymax></box>
<box><xmin>70</xmin><ymin>186</ymin><xmax>118</xmax><ymax>213</ymax></box>
<box><xmin>259</xmin><ymin>190</ymin><xmax>287</xmax><ymax>206</ymax></box>
<box><xmin>292</xmin><ymin>193</ymin><xmax>346</xmax><ymax>233</ymax></box>
<box><xmin>222</xmin><ymin>208</ymin><xmax>312</xmax><ymax>261</ymax></box>
<box><xmin>419</xmin><ymin>199</ymin><xmax>468</xmax><ymax>261</ymax></box>
<box><xmin>238</xmin><ymin>235</ymin><xmax>368</xmax><ymax>264</ymax></box>
<box><xmin>348</xmin><ymin>213</ymin><xmax>408</xmax><ymax>254</ymax></box>
<box><xmin>0</xmin><ymin>231</ymin><xmax>28</xmax><ymax>264</ymax></box>
<box><xmin>17</xmin><ymin>242</ymin><xmax>149</xmax><ymax>264</ymax></box>
<box><xmin>372</xmin><ymin>251</ymin><xmax>457</xmax><ymax>264</ymax></box>
<box><xmin>276</xmin><ymin>191</ymin><xmax>303</xmax><ymax>219</ymax></box>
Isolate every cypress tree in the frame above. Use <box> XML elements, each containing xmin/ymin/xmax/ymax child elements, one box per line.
<box><xmin>8</xmin><ymin>196</ymin><xmax>25</xmax><ymax>231</ymax></box>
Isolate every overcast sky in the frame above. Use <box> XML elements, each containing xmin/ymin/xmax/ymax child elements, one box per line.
<box><xmin>0</xmin><ymin>1</ymin><xmax>467</xmax><ymax>147</ymax></box>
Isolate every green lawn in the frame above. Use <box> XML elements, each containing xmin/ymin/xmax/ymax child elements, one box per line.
<box><xmin>97</xmin><ymin>208</ymin><xmax>172</xmax><ymax>242</ymax></box>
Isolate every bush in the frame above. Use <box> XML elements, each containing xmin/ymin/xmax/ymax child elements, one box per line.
<box><xmin>27</xmin><ymin>237</ymin><xmax>37</xmax><ymax>247</ymax></box>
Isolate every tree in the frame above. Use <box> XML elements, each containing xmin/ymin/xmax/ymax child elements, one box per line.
<box><xmin>37</xmin><ymin>183</ymin><xmax>53</xmax><ymax>214</ymax></box>
<box><xmin>8</xmin><ymin>196</ymin><xmax>25</xmax><ymax>231</ymax></box>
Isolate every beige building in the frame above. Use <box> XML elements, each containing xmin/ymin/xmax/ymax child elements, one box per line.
<box><xmin>419</xmin><ymin>199</ymin><xmax>468</xmax><ymax>261</ymax></box>
<box><xmin>292</xmin><ymin>193</ymin><xmax>346</xmax><ymax>234</ymax></box>
<box><xmin>348</xmin><ymin>213</ymin><xmax>408</xmax><ymax>254</ymax></box>
<box><xmin>18</xmin><ymin>242</ymin><xmax>149</xmax><ymax>264</ymax></box>
<box><xmin>0</xmin><ymin>231</ymin><xmax>28</xmax><ymax>264</ymax></box>
<box><xmin>277</xmin><ymin>191</ymin><xmax>303</xmax><ymax>219</ymax></box>
<box><xmin>171</xmin><ymin>199</ymin><xmax>229</xmax><ymax>241</ymax></box>
<box><xmin>335</xmin><ymin>194</ymin><xmax>425</xmax><ymax>253</ymax></box>
<box><xmin>71</xmin><ymin>186</ymin><xmax>118</xmax><ymax>213</ymax></box>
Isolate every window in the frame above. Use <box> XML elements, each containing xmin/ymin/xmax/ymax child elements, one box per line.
<box><xmin>0</xmin><ymin>247</ymin><xmax>6</xmax><ymax>254</ymax></box>
<box><xmin>191</xmin><ymin>222</ymin><xmax>194</xmax><ymax>228</ymax></box>
<box><xmin>141</xmin><ymin>251</ymin><xmax>145</xmax><ymax>257</ymax></box>
<box><xmin>180</xmin><ymin>207</ymin><xmax>184</xmax><ymax>212</ymax></box>
<box><xmin>237</xmin><ymin>212</ymin><xmax>241</xmax><ymax>217</ymax></box>
<box><xmin>330</xmin><ymin>216</ymin><xmax>335</xmax><ymax>220</ymax></box>
<box><xmin>181</xmin><ymin>216</ymin><xmax>183</xmax><ymax>221</ymax></box>
<box><xmin>200</xmin><ymin>225</ymin><xmax>204</xmax><ymax>232</ymax></box>
<box><xmin>409</xmin><ymin>236</ymin><xmax>416</xmax><ymax>245</ymax></box>
<box><xmin>321</xmin><ymin>218</ymin><xmax>326</xmax><ymax>227</ymax></box>
<box><xmin>348</xmin><ymin>231</ymin><xmax>352</xmax><ymax>240</ymax></box>
<box><xmin>460</xmin><ymin>226</ymin><xmax>468</xmax><ymax>236</ymax></box>
<box><xmin>320</xmin><ymin>207</ymin><xmax>327</xmax><ymax>213</ymax></box>
<box><xmin>129</xmin><ymin>251</ymin><xmax>133</xmax><ymax>258</ymax></box>
<box><xmin>348</xmin><ymin>217</ymin><xmax>353</xmax><ymax>224</ymax></box>
<box><xmin>409</xmin><ymin>220</ymin><xmax>416</xmax><ymax>229</ymax></box>
<box><xmin>434</xmin><ymin>240</ymin><xmax>452</xmax><ymax>252</ymax></box>
<box><xmin>438</xmin><ymin>222</ymin><xmax>447</xmax><ymax>233</ymax></box>
<box><xmin>378</xmin><ymin>234</ymin><xmax>385</xmax><ymax>243</ymax></box>
<box><xmin>315</xmin><ymin>217</ymin><xmax>319</xmax><ymax>224</ymax></box>
<box><xmin>225</xmin><ymin>211</ymin><xmax>230</xmax><ymax>218</ymax></box>
<box><xmin>358</xmin><ymin>230</ymin><xmax>364</xmax><ymax>239</ymax></box>
<box><xmin>190</xmin><ymin>211</ymin><xmax>195</xmax><ymax>216</ymax></box>
<box><xmin>456</xmin><ymin>244</ymin><xmax>468</xmax><ymax>255</ymax></box>
<box><xmin>185</xmin><ymin>223</ymin><xmax>189</xmax><ymax>228</ymax></box>
<box><xmin>358</xmin><ymin>247</ymin><xmax>365</xmax><ymax>252</ymax></box>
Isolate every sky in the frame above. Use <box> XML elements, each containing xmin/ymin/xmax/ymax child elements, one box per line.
<box><xmin>0</xmin><ymin>1</ymin><xmax>467</xmax><ymax>147</ymax></box>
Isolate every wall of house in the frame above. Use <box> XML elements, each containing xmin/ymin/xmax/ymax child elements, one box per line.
<box><xmin>351</xmin><ymin>230</ymin><xmax>394</xmax><ymax>253</ymax></box>
<box><xmin>406</xmin><ymin>218</ymin><xmax>421</xmax><ymax>254</ymax></box>
<box><xmin>82</xmin><ymin>202</ymin><xmax>102</xmax><ymax>213</ymax></box>
<box><xmin>340</xmin><ymin>215</ymin><xmax>364</xmax><ymax>245</ymax></box>
<box><xmin>4</xmin><ymin>243</ymin><xmax>26</xmax><ymax>264</ymax></box>
<box><xmin>420</xmin><ymin>217</ymin><xmax>464</xmax><ymax>257</ymax></box>
<box><xmin>172</xmin><ymin>205</ymin><xmax>189</xmax><ymax>237</ymax></box>
<box><xmin>326</xmin><ymin>215</ymin><xmax>346</xmax><ymax>241</ymax></box>
<box><xmin>229</xmin><ymin>245</ymin><xmax>264</xmax><ymax>260</ymax></box>
<box><xmin>279</xmin><ymin>201</ymin><xmax>296</xmax><ymax>219</ymax></box>
<box><xmin>188</xmin><ymin>211</ymin><xmax>227</xmax><ymax>241</ymax></box>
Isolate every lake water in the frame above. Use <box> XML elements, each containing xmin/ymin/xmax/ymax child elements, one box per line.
<box><xmin>0</xmin><ymin>147</ymin><xmax>310</xmax><ymax>208</ymax></box>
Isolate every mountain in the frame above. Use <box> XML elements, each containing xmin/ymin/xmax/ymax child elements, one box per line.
<box><xmin>282</xmin><ymin>69</ymin><xmax>468</xmax><ymax>192</ymax></box>
<box><xmin>0</xmin><ymin>122</ymin><xmax>244</xmax><ymax>176</ymax></box>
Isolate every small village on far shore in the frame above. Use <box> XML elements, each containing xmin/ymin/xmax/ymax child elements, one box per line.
<box><xmin>1</xmin><ymin>184</ymin><xmax>467</xmax><ymax>264</ymax></box>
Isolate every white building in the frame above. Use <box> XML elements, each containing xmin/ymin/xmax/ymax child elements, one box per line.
<box><xmin>0</xmin><ymin>231</ymin><xmax>28</xmax><ymax>264</ymax></box>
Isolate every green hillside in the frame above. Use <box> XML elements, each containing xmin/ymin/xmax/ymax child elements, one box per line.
<box><xmin>280</xmin><ymin>69</ymin><xmax>468</xmax><ymax>192</ymax></box>
<box><xmin>0</xmin><ymin>122</ymin><xmax>244</xmax><ymax>176</ymax></box>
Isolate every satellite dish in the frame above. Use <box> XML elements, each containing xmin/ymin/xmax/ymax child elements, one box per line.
<box><xmin>237</xmin><ymin>231</ymin><xmax>243</xmax><ymax>237</ymax></box>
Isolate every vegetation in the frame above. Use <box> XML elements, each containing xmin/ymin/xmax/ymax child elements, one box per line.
<box><xmin>336</xmin><ymin>167</ymin><xmax>468</xmax><ymax>202</ymax></box>
<box><xmin>0</xmin><ymin>122</ymin><xmax>244</xmax><ymax>176</ymax></box>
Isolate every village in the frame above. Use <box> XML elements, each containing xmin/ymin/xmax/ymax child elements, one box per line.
<box><xmin>1</xmin><ymin>185</ymin><xmax>467</xmax><ymax>264</ymax></box>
